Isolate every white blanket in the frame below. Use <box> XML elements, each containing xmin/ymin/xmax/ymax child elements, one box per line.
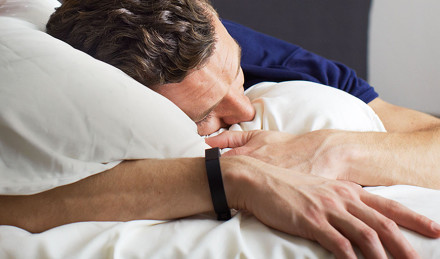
<box><xmin>1</xmin><ymin>185</ymin><xmax>439</xmax><ymax>258</ymax></box>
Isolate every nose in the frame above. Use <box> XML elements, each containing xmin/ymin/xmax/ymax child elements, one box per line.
<box><xmin>219</xmin><ymin>91</ymin><xmax>255</xmax><ymax>126</ymax></box>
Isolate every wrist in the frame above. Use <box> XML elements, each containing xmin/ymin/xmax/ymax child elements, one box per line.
<box><xmin>309</xmin><ymin>130</ymin><xmax>356</xmax><ymax>181</ymax></box>
<box><xmin>219</xmin><ymin>155</ymin><xmax>259</xmax><ymax>211</ymax></box>
<box><xmin>313</xmin><ymin>130</ymin><xmax>389</xmax><ymax>185</ymax></box>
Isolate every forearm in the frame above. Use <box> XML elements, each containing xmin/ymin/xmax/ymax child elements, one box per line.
<box><xmin>325</xmin><ymin>127</ymin><xmax>440</xmax><ymax>189</ymax></box>
<box><xmin>0</xmin><ymin>158</ymin><xmax>217</xmax><ymax>232</ymax></box>
<box><xmin>328</xmin><ymin>98</ymin><xmax>440</xmax><ymax>188</ymax></box>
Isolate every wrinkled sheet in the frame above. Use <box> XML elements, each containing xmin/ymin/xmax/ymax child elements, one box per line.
<box><xmin>1</xmin><ymin>185</ymin><xmax>439</xmax><ymax>259</ymax></box>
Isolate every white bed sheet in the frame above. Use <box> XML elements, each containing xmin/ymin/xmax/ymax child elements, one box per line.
<box><xmin>1</xmin><ymin>185</ymin><xmax>439</xmax><ymax>259</ymax></box>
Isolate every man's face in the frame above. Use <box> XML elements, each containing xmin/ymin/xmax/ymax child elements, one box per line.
<box><xmin>156</xmin><ymin>16</ymin><xmax>256</xmax><ymax>136</ymax></box>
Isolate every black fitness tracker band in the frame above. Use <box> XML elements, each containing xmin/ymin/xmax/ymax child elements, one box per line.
<box><xmin>205</xmin><ymin>147</ymin><xmax>231</xmax><ymax>221</ymax></box>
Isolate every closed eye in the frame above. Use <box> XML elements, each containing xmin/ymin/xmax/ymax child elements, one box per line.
<box><xmin>195</xmin><ymin>113</ymin><xmax>213</xmax><ymax>126</ymax></box>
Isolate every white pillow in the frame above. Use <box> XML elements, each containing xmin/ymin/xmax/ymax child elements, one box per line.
<box><xmin>0</xmin><ymin>0</ymin><xmax>59</xmax><ymax>31</ymax></box>
<box><xmin>231</xmin><ymin>81</ymin><xmax>386</xmax><ymax>134</ymax></box>
<box><xmin>0</xmin><ymin>0</ymin><xmax>209</xmax><ymax>195</ymax></box>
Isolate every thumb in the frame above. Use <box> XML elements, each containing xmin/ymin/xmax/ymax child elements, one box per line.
<box><xmin>205</xmin><ymin>130</ymin><xmax>254</xmax><ymax>149</ymax></box>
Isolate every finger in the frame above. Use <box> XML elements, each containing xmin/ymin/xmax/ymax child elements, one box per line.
<box><xmin>361</xmin><ymin>192</ymin><xmax>440</xmax><ymax>238</ymax></box>
<box><xmin>346</xmin><ymin>201</ymin><xmax>419</xmax><ymax>259</ymax></box>
<box><xmin>311</xmin><ymin>222</ymin><xmax>357</xmax><ymax>259</ymax></box>
<box><xmin>328</xmin><ymin>211</ymin><xmax>388</xmax><ymax>259</ymax></box>
<box><xmin>205</xmin><ymin>130</ymin><xmax>254</xmax><ymax>149</ymax></box>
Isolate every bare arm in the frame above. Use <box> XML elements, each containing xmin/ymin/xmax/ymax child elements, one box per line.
<box><xmin>369</xmin><ymin>98</ymin><xmax>440</xmax><ymax>132</ymax></box>
<box><xmin>0</xmin><ymin>158</ymin><xmax>214</xmax><ymax>233</ymax></box>
<box><xmin>337</xmin><ymin>98</ymin><xmax>440</xmax><ymax>187</ymax></box>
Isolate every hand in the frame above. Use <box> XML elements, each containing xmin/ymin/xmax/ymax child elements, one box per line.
<box><xmin>207</xmin><ymin>130</ymin><xmax>345</xmax><ymax>179</ymax></box>
<box><xmin>222</xmin><ymin>156</ymin><xmax>440</xmax><ymax>259</ymax></box>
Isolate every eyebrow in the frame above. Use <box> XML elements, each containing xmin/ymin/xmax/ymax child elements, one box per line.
<box><xmin>195</xmin><ymin>44</ymin><xmax>242</xmax><ymax>123</ymax></box>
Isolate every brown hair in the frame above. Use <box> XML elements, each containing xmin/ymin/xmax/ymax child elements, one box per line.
<box><xmin>46</xmin><ymin>0</ymin><xmax>217</xmax><ymax>88</ymax></box>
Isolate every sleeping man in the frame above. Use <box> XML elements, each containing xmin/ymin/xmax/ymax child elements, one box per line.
<box><xmin>1</xmin><ymin>0</ymin><xmax>440</xmax><ymax>258</ymax></box>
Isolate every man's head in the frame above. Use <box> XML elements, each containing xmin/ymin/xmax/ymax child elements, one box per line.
<box><xmin>47</xmin><ymin>0</ymin><xmax>255</xmax><ymax>135</ymax></box>
<box><xmin>157</xmin><ymin>17</ymin><xmax>255</xmax><ymax>135</ymax></box>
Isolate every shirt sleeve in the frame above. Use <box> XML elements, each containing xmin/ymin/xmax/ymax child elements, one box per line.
<box><xmin>222</xmin><ymin>19</ymin><xmax>378</xmax><ymax>104</ymax></box>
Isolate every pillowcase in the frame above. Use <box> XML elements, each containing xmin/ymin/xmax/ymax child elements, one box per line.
<box><xmin>230</xmin><ymin>81</ymin><xmax>386</xmax><ymax>134</ymax></box>
<box><xmin>0</xmin><ymin>0</ymin><xmax>59</xmax><ymax>31</ymax></box>
<box><xmin>0</xmin><ymin>0</ymin><xmax>209</xmax><ymax>195</ymax></box>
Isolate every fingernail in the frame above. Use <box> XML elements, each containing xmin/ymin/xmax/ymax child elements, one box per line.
<box><xmin>432</xmin><ymin>222</ymin><xmax>440</xmax><ymax>233</ymax></box>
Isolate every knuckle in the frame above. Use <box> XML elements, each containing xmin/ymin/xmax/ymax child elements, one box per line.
<box><xmin>360</xmin><ymin>227</ymin><xmax>379</xmax><ymax>243</ymax></box>
<box><xmin>334</xmin><ymin>186</ymin><xmax>350</xmax><ymax>196</ymax></box>
<box><xmin>388</xmin><ymin>199</ymin><xmax>401</xmax><ymax>209</ymax></box>
<box><xmin>335</xmin><ymin>237</ymin><xmax>352</xmax><ymax>251</ymax></box>
<box><xmin>319</xmin><ymin>196</ymin><xmax>342</xmax><ymax>210</ymax></box>
<box><xmin>323</xmin><ymin>237</ymin><xmax>354</xmax><ymax>259</ymax></box>
<box><xmin>380</xmin><ymin>218</ymin><xmax>399</xmax><ymax>232</ymax></box>
<box><xmin>346</xmin><ymin>181</ymin><xmax>362</xmax><ymax>190</ymax></box>
<box><xmin>414</xmin><ymin>213</ymin><xmax>431</xmax><ymax>227</ymax></box>
<box><xmin>333</xmin><ymin>185</ymin><xmax>357</xmax><ymax>199</ymax></box>
<box><xmin>384</xmin><ymin>199</ymin><xmax>405</xmax><ymax>219</ymax></box>
<box><xmin>304</xmin><ymin>207</ymin><xmax>325</xmax><ymax>225</ymax></box>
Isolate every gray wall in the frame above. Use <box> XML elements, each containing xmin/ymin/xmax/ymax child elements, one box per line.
<box><xmin>369</xmin><ymin>0</ymin><xmax>440</xmax><ymax>116</ymax></box>
<box><xmin>211</xmin><ymin>0</ymin><xmax>371</xmax><ymax>80</ymax></box>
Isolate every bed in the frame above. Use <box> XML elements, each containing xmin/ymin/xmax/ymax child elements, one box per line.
<box><xmin>1</xmin><ymin>0</ymin><xmax>440</xmax><ymax>258</ymax></box>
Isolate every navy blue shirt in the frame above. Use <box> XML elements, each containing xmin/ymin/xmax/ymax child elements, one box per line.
<box><xmin>222</xmin><ymin>20</ymin><xmax>378</xmax><ymax>104</ymax></box>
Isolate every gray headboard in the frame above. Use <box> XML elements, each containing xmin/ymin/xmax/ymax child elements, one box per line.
<box><xmin>210</xmin><ymin>0</ymin><xmax>371</xmax><ymax>80</ymax></box>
